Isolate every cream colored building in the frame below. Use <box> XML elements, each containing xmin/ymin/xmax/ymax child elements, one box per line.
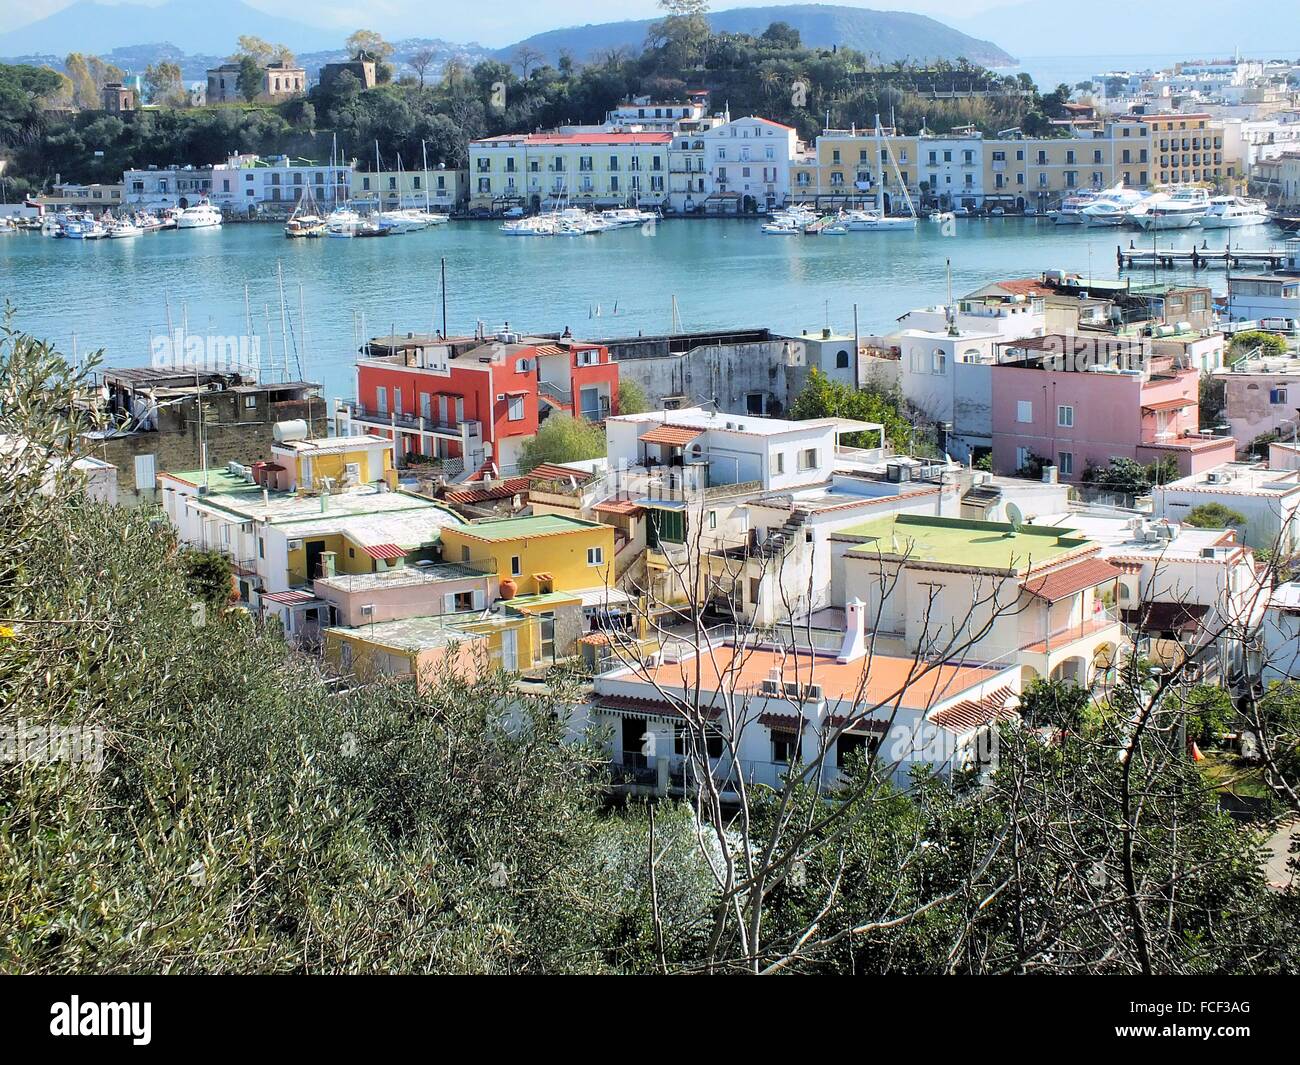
<box><xmin>468</xmin><ymin>131</ymin><xmax>672</xmax><ymax>211</ymax></box>
<box><xmin>353</xmin><ymin>167</ymin><xmax>467</xmax><ymax>211</ymax></box>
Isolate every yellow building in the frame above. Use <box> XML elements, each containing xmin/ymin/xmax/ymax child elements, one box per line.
<box><xmin>791</xmin><ymin>128</ymin><xmax>918</xmax><ymax>209</ymax></box>
<box><xmin>1145</xmin><ymin>112</ymin><xmax>1235</xmax><ymax>188</ymax></box>
<box><xmin>468</xmin><ymin>131</ymin><xmax>673</xmax><ymax>210</ymax></box>
<box><xmin>440</xmin><ymin>513</ymin><xmax>615</xmax><ymax>596</ymax></box>
<box><xmin>352</xmin><ymin>166</ymin><xmax>468</xmax><ymax>211</ymax></box>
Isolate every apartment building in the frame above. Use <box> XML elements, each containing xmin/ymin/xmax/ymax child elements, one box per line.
<box><xmin>830</xmin><ymin>513</ymin><xmax>1124</xmax><ymax>688</ymax></box>
<box><xmin>990</xmin><ymin>334</ymin><xmax>1236</xmax><ymax>482</ymax></box>
<box><xmin>352</xmin><ymin>167</ymin><xmax>467</xmax><ymax>211</ymax></box>
<box><xmin>790</xmin><ymin>127</ymin><xmax>916</xmax><ymax>211</ymax></box>
<box><xmin>697</xmin><ymin>115</ymin><xmax>799</xmax><ymax>213</ymax></box>
<box><xmin>209</xmin><ymin>154</ymin><xmax>352</xmax><ymax>215</ymax></box>
<box><xmin>341</xmin><ymin>327</ymin><xmax>619</xmax><ymax>474</ymax></box>
<box><xmin>123</xmin><ymin>165</ymin><xmax>213</xmax><ymax>209</ymax></box>
<box><xmin>468</xmin><ymin>131</ymin><xmax>673</xmax><ymax>211</ymax></box>
<box><xmin>158</xmin><ymin>433</ymin><xmax>465</xmax><ymax>644</ymax></box>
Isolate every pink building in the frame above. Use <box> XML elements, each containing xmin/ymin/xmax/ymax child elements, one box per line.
<box><xmin>990</xmin><ymin>335</ymin><xmax>1235</xmax><ymax>482</ymax></box>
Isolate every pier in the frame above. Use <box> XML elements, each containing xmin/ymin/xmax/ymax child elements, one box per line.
<box><xmin>1117</xmin><ymin>241</ymin><xmax>1296</xmax><ymax>271</ymax></box>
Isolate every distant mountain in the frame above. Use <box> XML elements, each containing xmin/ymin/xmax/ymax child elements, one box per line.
<box><xmin>954</xmin><ymin>1</ymin><xmax>1300</xmax><ymax>59</ymax></box>
<box><xmin>0</xmin><ymin>0</ymin><xmax>342</xmax><ymax>58</ymax></box>
<box><xmin>494</xmin><ymin>5</ymin><xmax>1015</xmax><ymax>67</ymax></box>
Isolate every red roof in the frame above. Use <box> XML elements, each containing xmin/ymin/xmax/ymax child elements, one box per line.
<box><xmin>444</xmin><ymin>477</ymin><xmax>530</xmax><ymax>505</ymax></box>
<box><xmin>929</xmin><ymin>686</ymin><xmax>1018</xmax><ymax>735</ymax></box>
<box><xmin>994</xmin><ymin>278</ymin><xmax>1059</xmax><ymax>297</ymax></box>
<box><xmin>528</xmin><ymin>463</ymin><xmax>593</xmax><ymax>484</ymax></box>
<box><xmin>1023</xmin><ymin>557</ymin><xmax>1121</xmax><ymax>602</ymax></box>
<box><xmin>594</xmin><ymin>498</ymin><xmax>644</xmax><ymax>517</ymax></box>
<box><xmin>1142</xmin><ymin>397</ymin><xmax>1193</xmax><ymax>414</ymax></box>
<box><xmin>480</xmin><ymin>132</ymin><xmax>672</xmax><ymax>146</ymax></box>
<box><xmin>362</xmin><ymin>543</ymin><xmax>406</xmax><ymax>560</ymax></box>
<box><xmin>639</xmin><ymin>424</ymin><xmax>703</xmax><ymax>447</ymax></box>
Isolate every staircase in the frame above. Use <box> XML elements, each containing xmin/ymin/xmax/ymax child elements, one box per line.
<box><xmin>757</xmin><ymin>508</ymin><xmax>810</xmax><ymax>560</ymax></box>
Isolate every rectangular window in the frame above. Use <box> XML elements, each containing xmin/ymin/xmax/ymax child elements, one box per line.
<box><xmin>507</xmin><ymin>395</ymin><xmax>525</xmax><ymax>421</ymax></box>
<box><xmin>1057</xmin><ymin>405</ymin><xmax>1074</xmax><ymax>428</ymax></box>
<box><xmin>1058</xmin><ymin>451</ymin><xmax>1074</xmax><ymax>476</ymax></box>
<box><xmin>1017</xmin><ymin>400</ymin><xmax>1033</xmax><ymax>423</ymax></box>
<box><xmin>771</xmin><ymin>731</ymin><xmax>801</xmax><ymax>765</ymax></box>
<box><xmin>587</xmin><ymin>546</ymin><xmax>604</xmax><ymax>566</ymax></box>
<box><xmin>797</xmin><ymin>448</ymin><xmax>818</xmax><ymax>471</ymax></box>
<box><xmin>774</xmin><ymin>452</ymin><xmax>785</xmax><ymax>475</ymax></box>
<box><xmin>1271</xmin><ymin>387</ymin><xmax>1289</xmax><ymax>405</ymax></box>
<box><xmin>510</xmin><ymin>556</ymin><xmax>522</xmax><ymax>577</ymax></box>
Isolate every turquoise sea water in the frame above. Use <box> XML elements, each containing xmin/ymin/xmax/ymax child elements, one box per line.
<box><xmin>0</xmin><ymin>216</ymin><xmax>1282</xmax><ymax>400</ymax></box>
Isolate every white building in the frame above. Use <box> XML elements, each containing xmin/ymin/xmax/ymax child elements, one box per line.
<box><xmin>1215</xmin><ymin>350</ymin><xmax>1300</xmax><ymax>446</ymax></box>
<box><xmin>1261</xmin><ymin>579</ymin><xmax>1300</xmax><ymax>687</ymax></box>
<box><xmin>889</xmin><ymin>293</ymin><xmax>1046</xmax><ymax>461</ymax></box>
<box><xmin>698</xmin><ymin>116</ymin><xmax>799</xmax><ymax>213</ymax></box>
<box><xmin>586</xmin><ymin>616</ymin><xmax>1021</xmax><ymax>794</ymax></box>
<box><xmin>122</xmin><ymin>165</ymin><xmax>213</xmax><ymax>209</ymax></box>
<box><xmin>209</xmin><ymin>154</ymin><xmax>353</xmax><ymax>215</ymax></box>
<box><xmin>918</xmin><ymin>132</ymin><xmax>986</xmax><ymax>210</ymax></box>
<box><xmin>1152</xmin><ymin>462</ymin><xmax>1300</xmax><ymax>550</ymax></box>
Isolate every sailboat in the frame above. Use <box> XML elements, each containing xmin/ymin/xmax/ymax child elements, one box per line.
<box><xmin>285</xmin><ymin>184</ymin><xmax>327</xmax><ymax>238</ymax></box>
<box><xmin>848</xmin><ymin>118</ymin><xmax>917</xmax><ymax>230</ymax></box>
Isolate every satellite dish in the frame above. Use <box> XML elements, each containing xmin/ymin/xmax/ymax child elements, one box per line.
<box><xmin>1006</xmin><ymin>502</ymin><xmax>1024</xmax><ymax>532</ymax></box>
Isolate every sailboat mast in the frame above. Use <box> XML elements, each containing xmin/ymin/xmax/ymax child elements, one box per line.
<box><xmin>422</xmin><ymin>139</ymin><xmax>431</xmax><ymax>213</ymax></box>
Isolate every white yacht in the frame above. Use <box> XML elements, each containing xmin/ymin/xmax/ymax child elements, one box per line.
<box><xmin>1198</xmin><ymin>195</ymin><xmax>1270</xmax><ymax>229</ymax></box>
<box><xmin>375</xmin><ymin>209</ymin><xmax>430</xmax><ymax>234</ymax></box>
<box><xmin>1080</xmin><ymin>184</ymin><xmax>1149</xmax><ymax>227</ymax></box>
<box><xmin>843</xmin><ymin>209</ymin><xmax>915</xmax><ymax>231</ymax></box>
<box><xmin>500</xmin><ymin>215</ymin><xmax>558</xmax><ymax>236</ymax></box>
<box><xmin>174</xmin><ymin>201</ymin><xmax>222</xmax><ymax>229</ymax></box>
<box><xmin>325</xmin><ymin>206</ymin><xmax>364</xmax><ymax>237</ymax></box>
<box><xmin>599</xmin><ymin>207</ymin><xmax>658</xmax><ymax>228</ymax></box>
<box><xmin>1133</xmin><ymin>186</ymin><xmax>1210</xmax><ymax>230</ymax></box>
<box><xmin>1050</xmin><ymin>189</ymin><xmax>1101</xmax><ymax>225</ymax></box>
<box><xmin>106</xmin><ymin>220</ymin><xmax>143</xmax><ymax>238</ymax></box>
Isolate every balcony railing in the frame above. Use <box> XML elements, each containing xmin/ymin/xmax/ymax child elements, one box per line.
<box><xmin>343</xmin><ymin>400</ymin><xmax>468</xmax><ymax>435</ymax></box>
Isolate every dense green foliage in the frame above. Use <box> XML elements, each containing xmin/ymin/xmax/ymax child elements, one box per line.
<box><xmin>1183</xmin><ymin>502</ymin><xmax>1248</xmax><ymax>530</ymax></box>
<box><xmin>0</xmin><ymin>17</ymin><xmax>1074</xmax><ymax>196</ymax></box>
<box><xmin>617</xmin><ymin>379</ymin><xmax>650</xmax><ymax>416</ymax></box>
<box><xmin>1082</xmin><ymin>455</ymin><xmax>1180</xmax><ymax>496</ymax></box>
<box><xmin>789</xmin><ymin>367</ymin><xmax>916</xmax><ymax>452</ymax></box>
<box><xmin>1228</xmin><ymin>330</ymin><xmax>1288</xmax><ymax>363</ymax></box>
<box><xmin>518</xmin><ymin>412</ymin><xmax>607</xmax><ymax>472</ymax></box>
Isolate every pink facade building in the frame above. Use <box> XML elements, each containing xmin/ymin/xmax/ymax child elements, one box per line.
<box><xmin>990</xmin><ymin>335</ymin><xmax>1235</xmax><ymax>482</ymax></box>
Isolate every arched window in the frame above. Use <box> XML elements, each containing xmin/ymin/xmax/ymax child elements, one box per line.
<box><xmin>835</xmin><ymin>349</ymin><xmax>850</xmax><ymax>369</ymax></box>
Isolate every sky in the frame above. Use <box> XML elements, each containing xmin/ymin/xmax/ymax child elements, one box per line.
<box><xmin>0</xmin><ymin>0</ymin><xmax>1028</xmax><ymax>45</ymax></box>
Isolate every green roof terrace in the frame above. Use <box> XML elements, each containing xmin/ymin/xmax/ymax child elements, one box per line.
<box><xmin>833</xmin><ymin>514</ymin><xmax>1091</xmax><ymax>574</ymax></box>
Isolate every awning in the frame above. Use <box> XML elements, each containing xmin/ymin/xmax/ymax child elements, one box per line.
<box><xmin>1023</xmin><ymin>557</ymin><xmax>1120</xmax><ymax>602</ymax></box>
<box><xmin>262</xmin><ymin>589</ymin><xmax>319</xmax><ymax>607</ymax></box>
<box><xmin>1122</xmin><ymin>601</ymin><xmax>1209</xmax><ymax>632</ymax></box>
<box><xmin>362</xmin><ymin>543</ymin><xmax>406</xmax><ymax>560</ymax></box>
<box><xmin>1142</xmin><ymin>398</ymin><xmax>1192</xmax><ymax>414</ymax></box>
<box><xmin>640</xmin><ymin>424</ymin><xmax>703</xmax><ymax>447</ymax></box>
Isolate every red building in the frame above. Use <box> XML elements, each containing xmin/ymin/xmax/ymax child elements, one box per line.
<box><xmin>340</xmin><ymin>326</ymin><xmax>620</xmax><ymax>475</ymax></box>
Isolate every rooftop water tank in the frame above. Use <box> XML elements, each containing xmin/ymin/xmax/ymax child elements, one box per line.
<box><xmin>273</xmin><ymin>419</ymin><xmax>309</xmax><ymax>443</ymax></box>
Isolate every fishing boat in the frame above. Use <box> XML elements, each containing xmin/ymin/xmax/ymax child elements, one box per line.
<box><xmin>63</xmin><ymin>218</ymin><xmax>107</xmax><ymax>239</ymax></box>
<box><xmin>285</xmin><ymin>187</ymin><xmax>327</xmax><ymax>238</ymax></box>
<box><xmin>106</xmin><ymin>219</ymin><xmax>143</xmax><ymax>238</ymax></box>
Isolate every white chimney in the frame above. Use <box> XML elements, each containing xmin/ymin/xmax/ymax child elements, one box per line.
<box><xmin>837</xmin><ymin>598</ymin><xmax>867</xmax><ymax>663</ymax></box>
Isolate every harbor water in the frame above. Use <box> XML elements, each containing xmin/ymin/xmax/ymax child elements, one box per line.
<box><xmin>0</xmin><ymin>217</ymin><xmax>1281</xmax><ymax>400</ymax></box>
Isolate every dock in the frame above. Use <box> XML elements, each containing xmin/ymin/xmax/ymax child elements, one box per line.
<box><xmin>1117</xmin><ymin>241</ymin><xmax>1295</xmax><ymax>271</ymax></box>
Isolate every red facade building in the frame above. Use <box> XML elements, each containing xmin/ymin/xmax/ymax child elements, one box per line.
<box><xmin>341</xmin><ymin>327</ymin><xmax>620</xmax><ymax>475</ymax></box>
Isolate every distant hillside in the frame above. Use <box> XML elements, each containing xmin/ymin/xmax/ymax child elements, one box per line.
<box><xmin>0</xmin><ymin>0</ymin><xmax>340</xmax><ymax>57</ymax></box>
<box><xmin>494</xmin><ymin>5</ymin><xmax>1016</xmax><ymax>68</ymax></box>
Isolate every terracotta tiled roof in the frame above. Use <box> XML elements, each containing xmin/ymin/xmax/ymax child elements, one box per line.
<box><xmin>639</xmin><ymin>423</ymin><xmax>704</xmax><ymax>447</ymax></box>
<box><xmin>444</xmin><ymin>477</ymin><xmax>529</xmax><ymax>505</ymax></box>
<box><xmin>1142</xmin><ymin>397</ymin><xmax>1193</xmax><ymax>414</ymax></box>
<box><xmin>528</xmin><ymin>463</ymin><xmax>594</xmax><ymax>484</ymax></box>
<box><xmin>1023</xmin><ymin>557</ymin><xmax>1121</xmax><ymax>602</ymax></box>
<box><xmin>594</xmin><ymin>498</ymin><xmax>644</xmax><ymax>516</ymax></box>
<box><xmin>929</xmin><ymin>686</ymin><xmax>1018</xmax><ymax>735</ymax></box>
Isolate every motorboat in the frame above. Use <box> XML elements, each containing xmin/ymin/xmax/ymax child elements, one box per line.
<box><xmin>1080</xmin><ymin>184</ymin><xmax>1149</xmax><ymax>227</ymax></box>
<box><xmin>63</xmin><ymin>218</ymin><xmax>107</xmax><ymax>239</ymax></box>
<box><xmin>174</xmin><ymin>200</ymin><xmax>222</xmax><ymax>229</ymax></box>
<box><xmin>1132</xmin><ymin>186</ymin><xmax>1210</xmax><ymax>230</ymax></box>
<box><xmin>500</xmin><ymin>215</ymin><xmax>556</xmax><ymax>236</ymax></box>
<box><xmin>928</xmin><ymin>210</ymin><xmax>955</xmax><ymax>223</ymax></box>
<box><xmin>599</xmin><ymin>207</ymin><xmax>658</xmax><ymax>228</ymax></box>
<box><xmin>760</xmin><ymin>220</ymin><xmax>802</xmax><ymax>234</ymax></box>
<box><xmin>843</xmin><ymin>209</ymin><xmax>915</xmax><ymax>231</ymax></box>
<box><xmin>1198</xmin><ymin>195</ymin><xmax>1270</xmax><ymax>229</ymax></box>
<box><xmin>1050</xmin><ymin>189</ymin><xmax>1100</xmax><ymax>225</ymax></box>
<box><xmin>285</xmin><ymin>214</ymin><xmax>327</xmax><ymax>238</ymax></box>
<box><xmin>106</xmin><ymin>220</ymin><xmax>143</xmax><ymax>238</ymax></box>
<box><xmin>375</xmin><ymin>209</ymin><xmax>430</xmax><ymax>234</ymax></box>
